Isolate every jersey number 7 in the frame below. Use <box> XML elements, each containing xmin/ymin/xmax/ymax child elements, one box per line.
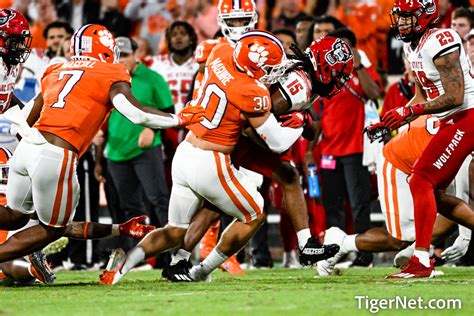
<box><xmin>51</xmin><ymin>70</ymin><xmax>85</xmax><ymax>108</ymax></box>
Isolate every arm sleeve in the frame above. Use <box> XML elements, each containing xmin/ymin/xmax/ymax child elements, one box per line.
<box><xmin>254</xmin><ymin>114</ymin><xmax>303</xmax><ymax>154</ymax></box>
<box><xmin>112</xmin><ymin>93</ymin><xmax>179</xmax><ymax>129</ymax></box>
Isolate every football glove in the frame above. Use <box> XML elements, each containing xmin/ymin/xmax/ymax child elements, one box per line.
<box><xmin>363</xmin><ymin>122</ymin><xmax>390</xmax><ymax>143</ymax></box>
<box><xmin>382</xmin><ymin>104</ymin><xmax>424</xmax><ymax>130</ymax></box>
<box><xmin>279</xmin><ymin>110</ymin><xmax>313</xmax><ymax>128</ymax></box>
<box><xmin>177</xmin><ymin>104</ymin><xmax>206</xmax><ymax>126</ymax></box>
<box><xmin>441</xmin><ymin>235</ymin><xmax>470</xmax><ymax>262</ymax></box>
<box><xmin>119</xmin><ymin>215</ymin><xmax>156</xmax><ymax>239</ymax></box>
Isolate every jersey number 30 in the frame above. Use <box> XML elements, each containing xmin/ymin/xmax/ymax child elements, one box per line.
<box><xmin>51</xmin><ymin>70</ymin><xmax>85</xmax><ymax>108</ymax></box>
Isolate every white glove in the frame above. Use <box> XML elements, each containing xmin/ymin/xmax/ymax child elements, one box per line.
<box><xmin>441</xmin><ymin>236</ymin><xmax>470</xmax><ymax>262</ymax></box>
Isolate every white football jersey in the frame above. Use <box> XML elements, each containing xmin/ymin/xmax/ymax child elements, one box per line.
<box><xmin>148</xmin><ymin>54</ymin><xmax>198</xmax><ymax>113</ymax></box>
<box><xmin>277</xmin><ymin>68</ymin><xmax>313</xmax><ymax>111</ymax></box>
<box><xmin>404</xmin><ymin>28</ymin><xmax>474</xmax><ymax>120</ymax></box>
<box><xmin>0</xmin><ymin>58</ymin><xmax>20</xmax><ymax>113</ymax></box>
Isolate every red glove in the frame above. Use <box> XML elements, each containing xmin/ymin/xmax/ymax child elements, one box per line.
<box><xmin>119</xmin><ymin>215</ymin><xmax>156</xmax><ymax>239</ymax></box>
<box><xmin>363</xmin><ymin>122</ymin><xmax>389</xmax><ymax>143</ymax></box>
<box><xmin>177</xmin><ymin>104</ymin><xmax>206</xmax><ymax>126</ymax></box>
<box><xmin>382</xmin><ymin>104</ymin><xmax>424</xmax><ymax>130</ymax></box>
<box><xmin>279</xmin><ymin>110</ymin><xmax>313</xmax><ymax>128</ymax></box>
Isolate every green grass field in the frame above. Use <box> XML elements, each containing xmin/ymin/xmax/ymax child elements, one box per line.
<box><xmin>0</xmin><ymin>267</ymin><xmax>473</xmax><ymax>316</ymax></box>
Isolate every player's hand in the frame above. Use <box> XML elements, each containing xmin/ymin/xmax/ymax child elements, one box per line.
<box><xmin>363</xmin><ymin>122</ymin><xmax>390</xmax><ymax>143</ymax></box>
<box><xmin>177</xmin><ymin>104</ymin><xmax>206</xmax><ymax>126</ymax></box>
<box><xmin>441</xmin><ymin>235</ymin><xmax>470</xmax><ymax>262</ymax></box>
<box><xmin>119</xmin><ymin>215</ymin><xmax>156</xmax><ymax>239</ymax></box>
<box><xmin>279</xmin><ymin>110</ymin><xmax>312</xmax><ymax>128</ymax></box>
<box><xmin>382</xmin><ymin>104</ymin><xmax>424</xmax><ymax>130</ymax></box>
<box><xmin>94</xmin><ymin>163</ymin><xmax>106</xmax><ymax>183</ymax></box>
<box><xmin>138</xmin><ymin>127</ymin><xmax>155</xmax><ymax>148</ymax></box>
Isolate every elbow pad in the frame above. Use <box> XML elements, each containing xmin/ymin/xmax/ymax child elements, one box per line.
<box><xmin>255</xmin><ymin>114</ymin><xmax>303</xmax><ymax>153</ymax></box>
<box><xmin>112</xmin><ymin>94</ymin><xmax>178</xmax><ymax>129</ymax></box>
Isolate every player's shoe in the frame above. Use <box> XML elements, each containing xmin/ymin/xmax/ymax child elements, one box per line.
<box><xmin>221</xmin><ymin>255</ymin><xmax>245</xmax><ymax>274</ymax></box>
<box><xmin>42</xmin><ymin>237</ymin><xmax>69</xmax><ymax>256</ymax></box>
<box><xmin>99</xmin><ymin>248</ymin><xmax>128</xmax><ymax>285</ymax></box>
<box><xmin>393</xmin><ymin>245</ymin><xmax>414</xmax><ymax>268</ymax></box>
<box><xmin>200</xmin><ymin>221</ymin><xmax>220</xmax><ymax>259</ymax></box>
<box><xmin>189</xmin><ymin>263</ymin><xmax>212</xmax><ymax>282</ymax></box>
<box><xmin>298</xmin><ymin>237</ymin><xmax>340</xmax><ymax>266</ymax></box>
<box><xmin>28</xmin><ymin>251</ymin><xmax>56</xmax><ymax>285</ymax></box>
<box><xmin>162</xmin><ymin>259</ymin><xmax>193</xmax><ymax>282</ymax></box>
<box><xmin>386</xmin><ymin>256</ymin><xmax>435</xmax><ymax>279</ymax></box>
<box><xmin>282</xmin><ymin>250</ymin><xmax>301</xmax><ymax>268</ymax></box>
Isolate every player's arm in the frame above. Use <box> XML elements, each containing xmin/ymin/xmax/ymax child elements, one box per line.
<box><xmin>26</xmin><ymin>93</ymin><xmax>44</xmax><ymax>127</ymax></box>
<box><xmin>245</xmin><ymin>111</ymin><xmax>303</xmax><ymax>154</ymax></box>
<box><xmin>63</xmin><ymin>216</ymin><xmax>155</xmax><ymax>240</ymax></box>
<box><xmin>109</xmin><ymin>81</ymin><xmax>204</xmax><ymax>128</ymax></box>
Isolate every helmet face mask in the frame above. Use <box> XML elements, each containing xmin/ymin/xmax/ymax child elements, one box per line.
<box><xmin>0</xmin><ymin>9</ymin><xmax>32</xmax><ymax>66</ymax></box>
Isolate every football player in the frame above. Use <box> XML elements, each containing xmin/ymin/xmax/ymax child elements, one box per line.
<box><xmin>99</xmin><ymin>31</ymin><xmax>321</xmax><ymax>285</ymax></box>
<box><xmin>379</xmin><ymin>0</ymin><xmax>474</xmax><ymax>278</ymax></box>
<box><xmin>0</xmin><ymin>9</ymin><xmax>32</xmax><ymax>113</ymax></box>
<box><xmin>317</xmin><ymin>115</ymin><xmax>474</xmax><ymax>276</ymax></box>
<box><xmin>0</xmin><ymin>24</ymin><xmax>205</xmax><ymax>265</ymax></box>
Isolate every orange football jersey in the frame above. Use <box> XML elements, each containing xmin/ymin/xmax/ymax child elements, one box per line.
<box><xmin>193</xmin><ymin>37</ymin><xmax>229</xmax><ymax>94</ymax></box>
<box><xmin>188</xmin><ymin>42</ymin><xmax>271</xmax><ymax>146</ymax></box>
<box><xmin>35</xmin><ymin>60</ymin><xmax>131</xmax><ymax>157</ymax></box>
<box><xmin>383</xmin><ymin>115</ymin><xmax>438</xmax><ymax>174</ymax></box>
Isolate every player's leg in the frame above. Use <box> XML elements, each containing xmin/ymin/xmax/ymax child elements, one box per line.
<box><xmin>0</xmin><ymin>205</ymin><xmax>30</xmax><ymax>231</ymax></box>
<box><xmin>0</xmin><ymin>260</ymin><xmax>35</xmax><ymax>284</ymax></box>
<box><xmin>410</xmin><ymin>114</ymin><xmax>474</xmax><ymax>266</ymax></box>
<box><xmin>436</xmin><ymin>191</ymin><xmax>474</xmax><ymax>230</ymax></box>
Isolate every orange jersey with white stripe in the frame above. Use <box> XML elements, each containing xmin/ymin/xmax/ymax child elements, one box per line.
<box><xmin>188</xmin><ymin>43</ymin><xmax>271</xmax><ymax>146</ymax></box>
<box><xmin>383</xmin><ymin>115</ymin><xmax>439</xmax><ymax>174</ymax></box>
<box><xmin>34</xmin><ymin>60</ymin><xmax>131</xmax><ymax>157</ymax></box>
<box><xmin>193</xmin><ymin>37</ymin><xmax>229</xmax><ymax>94</ymax></box>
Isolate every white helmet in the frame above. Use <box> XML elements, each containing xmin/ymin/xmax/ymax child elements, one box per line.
<box><xmin>218</xmin><ymin>0</ymin><xmax>258</xmax><ymax>43</ymax></box>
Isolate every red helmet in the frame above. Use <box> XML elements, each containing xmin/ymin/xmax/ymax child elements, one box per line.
<box><xmin>0</xmin><ymin>147</ymin><xmax>12</xmax><ymax>196</ymax></box>
<box><xmin>234</xmin><ymin>30</ymin><xmax>286</xmax><ymax>84</ymax></box>
<box><xmin>306</xmin><ymin>36</ymin><xmax>354</xmax><ymax>98</ymax></box>
<box><xmin>390</xmin><ymin>0</ymin><xmax>439</xmax><ymax>43</ymax></box>
<box><xmin>70</xmin><ymin>24</ymin><xmax>119</xmax><ymax>64</ymax></box>
<box><xmin>0</xmin><ymin>9</ymin><xmax>31</xmax><ymax>65</ymax></box>
<box><xmin>218</xmin><ymin>0</ymin><xmax>258</xmax><ymax>42</ymax></box>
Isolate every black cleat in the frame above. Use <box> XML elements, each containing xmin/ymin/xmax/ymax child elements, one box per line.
<box><xmin>162</xmin><ymin>259</ymin><xmax>193</xmax><ymax>282</ymax></box>
<box><xmin>29</xmin><ymin>251</ymin><xmax>56</xmax><ymax>285</ymax></box>
<box><xmin>298</xmin><ymin>237</ymin><xmax>340</xmax><ymax>266</ymax></box>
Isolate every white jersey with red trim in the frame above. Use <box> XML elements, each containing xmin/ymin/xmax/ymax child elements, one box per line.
<box><xmin>148</xmin><ymin>54</ymin><xmax>198</xmax><ymax>113</ymax></box>
<box><xmin>277</xmin><ymin>68</ymin><xmax>313</xmax><ymax>111</ymax></box>
<box><xmin>0</xmin><ymin>58</ymin><xmax>20</xmax><ymax>113</ymax></box>
<box><xmin>404</xmin><ymin>28</ymin><xmax>474</xmax><ymax>120</ymax></box>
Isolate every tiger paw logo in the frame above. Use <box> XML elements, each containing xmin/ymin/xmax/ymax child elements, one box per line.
<box><xmin>248</xmin><ymin>44</ymin><xmax>269</xmax><ymax>65</ymax></box>
<box><xmin>98</xmin><ymin>30</ymin><xmax>115</xmax><ymax>50</ymax></box>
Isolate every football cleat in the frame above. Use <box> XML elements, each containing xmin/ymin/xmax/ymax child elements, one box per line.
<box><xmin>99</xmin><ymin>248</ymin><xmax>127</xmax><ymax>285</ymax></box>
<box><xmin>162</xmin><ymin>259</ymin><xmax>193</xmax><ymax>282</ymax></box>
<box><xmin>189</xmin><ymin>263</ymin><xmax>212</xmax><ymax>282</ymax></box>
<box><xmin>298</xmin><ymin>237</ymin><xmax>340</xmax><ymax>266</ymax></box>
<box><xmin>42</xmin><ymin>237</ymin><xmax>69</xmax><ymax>256</ymax></box>
<box><xmin>29</xmin><ymin>251</ymin><xmax>56</xmax><ymax>285</ymax></box>
<box><xmin>282</xmin><ymin>250</ymin><xmax>302</xmax><ymax>269</ymax></box>
<box><xmin>220</xmin><ymin>255</ymin><xmax>245</xmax><ymax>275</ymax></box>
<box><xmin>119</xmin><ymin>215</ymin><xmax>156</xmax><ymax>239</ymax></box>
<box><xmin>386</xmin><ymin>256</ymin><xmax>435</xmax><ymax>279</ymax></box>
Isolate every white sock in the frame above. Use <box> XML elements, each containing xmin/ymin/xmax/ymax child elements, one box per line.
<box><xmin>122</xmin><ymin>247</ymin><xmax>145</xmax><ymax>273</ymax></box>
<box><xmin>171</xmin><ymin>249</ymin><xmax>191</xmax><ymax>265</ymax></box>
<box><xmin>296</xmin><ymin>228</ymin><xmax>312</xmax><ymax>249</ymax></box>
<box><xmin>200</xmin><ymin>248</ymin><xmax>228</xmax><ymax>275</ymax></box>
<box><xmin>342</xmin><ymin>234</ymin><xmax>358</xmax><ymax>252</ymax></box>
<box><xmin>414</xmin><ymin>249</ymin><xmax>430</xmax><ymax>268</ymax></box>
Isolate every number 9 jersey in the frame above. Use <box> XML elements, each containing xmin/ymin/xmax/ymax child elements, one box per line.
<box><xmin>34</xmin><ymin>60</ymin><xmax>131</xmax><ymax>157</ymax></box>
<box><xmin>404</xmin><ymin>28</ymin><xmax>474</xmax><ymax>120</ymax></box>
<box><xmin>188</xmin><ymin>42</ymin><xmax>271</xmax><ymax>146</ymax></box>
